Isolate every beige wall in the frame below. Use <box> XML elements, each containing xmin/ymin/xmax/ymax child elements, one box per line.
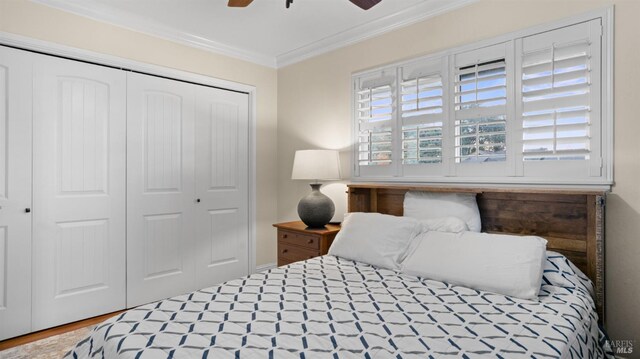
<box><xmin>2</xmin><ymin>0</ymin><xmax>639</xmax><ymax>349</ymax></box>
<box><xmin>277</xmin><ymin>0</ymin><xmax>640</xmax><ymax>348</ymax></box>
<box><xmin>0</xmin><ymin>0</ymin><xmax>279</xmax><ymax>266</ymax></box>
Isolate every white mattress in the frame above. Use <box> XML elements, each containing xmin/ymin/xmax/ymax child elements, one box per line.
<box><xmin>66</xmin><ymin>253</ymin><xmax>613</xmax><ymax>358</ymax></box>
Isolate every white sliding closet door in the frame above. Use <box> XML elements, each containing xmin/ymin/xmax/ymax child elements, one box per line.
<box><xmin>32</xmin><ymin>55</ymin><xmax>127</xmax><ymax>330</ymax></box>
<box><xmin>0</xmin><ymin>46</ymin><xmax>33</xmax><ymax>340</ymax></box>
<box><xmin>126</xmin><ymin>73</ymin><xmax>196</xmax><ymax>307</ymax></box>
<box><xmin>194</xmin><ymin>87</ymin><xmax>249</xmax><ymax>289</ymax></box>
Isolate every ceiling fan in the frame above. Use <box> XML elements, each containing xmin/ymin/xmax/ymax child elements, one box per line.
<box><xmin>228</xmin><ymin>0</ymin><xmax>382</xmax><ymax>10</ymax></box>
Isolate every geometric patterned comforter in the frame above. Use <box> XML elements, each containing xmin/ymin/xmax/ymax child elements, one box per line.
<box><xmin>66</xmin><ymin>252</ymin><xmax>613</xmax><ymax>358</ymax></box>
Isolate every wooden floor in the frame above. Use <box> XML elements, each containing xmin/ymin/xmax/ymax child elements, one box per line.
<box><xmin>0</xmin><ymin>310</ymin><xmax>125</xmax><ymax>351</ymax></box>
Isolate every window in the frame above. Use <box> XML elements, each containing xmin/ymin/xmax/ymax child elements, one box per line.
<box><xmin>354</xmin><ymin>70</ymin><xmax>396</xmax><ymax>177</ymax></box>
<box><xmin>451</xmin><ymin>43</ymin><xmax>512</xmax><ymax>178</ymax></box>
<box><xmin>510</xmin><ymin>20</ymin><xmax>606</xmax><ymax>187</ymax></box>
<box><xmin>399</xmin><ymin>59</ymin><xmax>446</xmax><ymax>177</ymax></box>
<box><xmin>516</xmin><ymin>19</ymin><xmax>603</xmax><ymax>180</ymax></box>
<box><xmin>453</xmin><ymin>45</ymin><xmax>509</xmax><ymax>165</ymax></box>
<box><xmin>402</xmin><ymin>123</ymin><xmax>442</xmax><ymax>164</ymax></box>
<box><xmin>352</xmin><ymin>13</ymin><xmax>611</xmax><ymax>186</ymax></box>
<box><xmin>521</xmin><ymin>38</ymin><xmax>591</xmax><ymax>161</ymax></box>
<box><xmin>358</xmin><ymin>127</ymin><xmax>392</xmax><ymax>166</ymax></box>
<box><xmin>401</xmin><ymin>74</ymin><xmax>444</xmax><ymax>165</ymax></box>
<box><xmin>455</xmin><ymin>60</ymin><xmax>507</xmax><ymax>163</ymax></box>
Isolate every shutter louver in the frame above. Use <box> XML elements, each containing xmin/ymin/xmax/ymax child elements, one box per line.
<box><xmin>400</xmin><ymin>68</ymin><xmax>443</xmax><ymax>165</ymax></box>
<box><xmin>454</xmin><ymin>58</ymin><xmax>507</xmax><ymax>163</ymax></box>
<box><xmin>357</xmin><ymin>84</ymin><xmax>393</xmax><ymax>128</ymax></box>
<box><xmin>400</xmin><ymin>76</ymin><xmax>443</xmax><ymax>122</ymax></box>
<box><xmin>358</xmin><ymin>128</ymin><xmax>392</xmax><ymax>166</ymax></box>
<box><xmin>356</xmin><ymin>74</ymin><xmax>394</xmax><ymax>166</ymax></box>
<box><xmin>521</xmin><ymin>40</ymin><xmax>592</xmax><ymax>160</ymax></box>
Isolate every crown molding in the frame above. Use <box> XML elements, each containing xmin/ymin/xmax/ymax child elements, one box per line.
<box><xmin>275</xmin><ymin>0</ymin><xmax>479</xmax><ymax>68</ymax></box>
<box><xmin>0</xmin><ymin>31</ymin><xmax>258</xmax><ymax>94</ymax></box>
<box><xmin>31</xmin><ymin>0</ymin><xmax>477</xmax><ymax>69</ymax></box>
<box><xmin>31</xmin><ymin>0</ymin><xmax>278</xmax><ymax>68</ymax></box>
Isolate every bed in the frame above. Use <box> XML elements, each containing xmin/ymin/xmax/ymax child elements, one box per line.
<box><xmin>66</xmin><ymin>185</ymin><xmax>612</xmax><ymax>358</ymax></box>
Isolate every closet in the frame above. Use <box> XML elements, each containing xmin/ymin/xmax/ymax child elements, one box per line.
<box><xmin>126</xmin><ymin>73</ymin><xmax>249</xmax><ymax>307</ymax></box>
<box><xmin>0</xmin><ymin>46</ymin><xmax>33</xmax><ymax>340</ymax></box>
<box><xmin>0</xmin><ymin>45</ymin><xmax>250</xmax><ymax>340</ymax></box>
<box><xmin>32</xmin><ymin>51</ymin><xmax>128</xmax><ymax>331</ymax></box>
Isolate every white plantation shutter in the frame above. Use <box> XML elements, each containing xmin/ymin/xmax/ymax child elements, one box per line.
<box><xmin>453</xmin><ymin>43</ymin><xmax>510</xmax><ymax>166</ymax></box>
<box><xmin>520</xmin><ymin>21</ymin><xmax>599</xmax><ymax>163</ymax></box>
<box><xmin>357</xmin><ymin>127</ymin><xmax>392</xmax><ymax>165</ymax></box>
<box><xmin>352</xmin><ymin>14</ymin><xmax>610</xmax><ymax>185</ymax></box>
<box><xmin>354</xmin><ymin>70</ymin><xmax>396</xmax><ymax>176</ymax></box>
<box><xmin>456</xmin><ymin>60</ymin><xmax>507</xmax><ymax>111</ymax></box>
<box><xmin>357</xmin><ymin>83</ymin><xmax>393</xmax><ymax>130</ymax></box>
<box><xmin>399</xmin><ymin>59</ymin><xmax>445</xmax><ymax>168</ymax></box>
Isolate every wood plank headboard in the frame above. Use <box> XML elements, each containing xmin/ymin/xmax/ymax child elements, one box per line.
<box><xmin>347</xmin><ymin>183</ymin><xmax>606</xmax><ymax>324</ymax></box>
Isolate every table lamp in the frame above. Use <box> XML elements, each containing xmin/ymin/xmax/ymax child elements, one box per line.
<box><xmin>291</xmin><ymin>149</ymin><xmax>341</xmax><ymax>228</ymax></box>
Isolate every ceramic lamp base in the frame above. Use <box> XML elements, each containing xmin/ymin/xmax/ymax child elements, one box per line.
<box><xmin>297</xmin><ymin>183</ymin><xmax>335</xmax><ymax>228</ymax></box>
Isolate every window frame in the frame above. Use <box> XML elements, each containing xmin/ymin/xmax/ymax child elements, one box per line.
<box><xmin>399</xmin><ymin>56</ymin><xmax>448</xmax><ymax>178</ymax></box>
<box><xmin>515</xmin><ymin>19</ymin><xmax>603</xmax><ymax>181</ymax></box>
<box><xmin>351</xmin><ymin>7</ymin><xmax>613</xmax><ymax>189</ymax></box>
<box><xmin>450</xmin><ymin>41</ymin><xmax>514</xmax><ymax>178</ymax></box>
<box><xmin>353</xmin><ymin>67</ymin><xmax>397</xmax><ymax>178</ymax></box>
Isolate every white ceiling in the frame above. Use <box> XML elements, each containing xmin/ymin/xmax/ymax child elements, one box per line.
<box><xmin>33</xmin><ymin>0</ymin><xmax>476</xmax><ymax>68</ymax></box>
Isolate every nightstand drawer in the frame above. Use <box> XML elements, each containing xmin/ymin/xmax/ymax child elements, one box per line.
<box><xmin>278</xmin><ymin>241</ymin><xmax>319</xmax><ymax>263</ymax></box>
<box><xmin>273</xmin><ymin>221</ymin><xmax>340</xmax><ymax>267</ymax></box>
<box><xmin>278</xmin><ymin>230</ymin><xmax>320</xmax><ymax>250</ymax></box>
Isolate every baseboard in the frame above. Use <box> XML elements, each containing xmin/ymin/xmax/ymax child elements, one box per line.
<box><xmin>255</xmin><ymin>263</ymin><xmax>276</xmax><ymax>273</ymax></box>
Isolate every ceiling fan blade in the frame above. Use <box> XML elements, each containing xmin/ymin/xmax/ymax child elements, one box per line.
<box><xmin>348</xmin><ymin>0</ymin><xmax>381</xmax><ymax>10</ymax></box>
<box><xmin>228</xmin><ymin>0</ymin><xmax>254</xmax><ymax>7</ymax></box>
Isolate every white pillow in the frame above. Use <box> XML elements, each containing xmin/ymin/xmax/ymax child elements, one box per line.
<box><xmin>328</xmin><ymin>212</ymin><xmax>421</xmax><ymax>270</ymax></box>
<box><xmin>421</xmin><ymin>217</ymin><xmax>468</xmax><ymax>233</ymax></box>
<box><xmin>401</xmin><ymin>217</ymin><xmax>469</xmax><ymax>265</ymax></box>
<box><xmin>400</xmin><ymin>231</ymin><xmax>547</xmax><ymax>300</ymax></box>
<box><xmin>404</xmin><ymin>191</ymin><xmax>481</xmax><ymax>232</ymax></box>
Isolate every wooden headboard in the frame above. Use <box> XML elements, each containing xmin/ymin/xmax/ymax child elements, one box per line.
<box><xmin>347</xmin><ymin>183</ymin><xmax>606</xmax><ymax>324</ymax></box>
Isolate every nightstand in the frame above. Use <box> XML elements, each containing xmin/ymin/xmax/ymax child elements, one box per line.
<box><xmin>273</xmin><ymin>221</ymin><xmax>341</xmax><ymax>266</ymax></box>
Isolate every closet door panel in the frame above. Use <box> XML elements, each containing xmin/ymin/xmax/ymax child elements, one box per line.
<box><xmin>127</xmin><ymin>73</ymin><xmax>196</xmax><ymax>307</ymax></box>
<box><xmin>32</xmin><ymin>55</ymin><xmax>126</xmax><ymax>330</ymax></box>
<box><xmin>0</xmin><ymin>46</ymin><xmax>33</xmax><ymax>340</ymax></box>
<box><xmin>194</xmin><ymin>87</ymin><xmax>249</xmax><ymax>289</ymax></box>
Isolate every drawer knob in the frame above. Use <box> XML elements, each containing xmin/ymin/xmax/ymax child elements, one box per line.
<box><xmin>282</xmin><ymin>234</ymin><xmax>288</xmax><ymax>239</ymax></box>
<box><xmin>282</xmin><ymin>249</ymin><xmax>288</xmax><ymax>254</ymax></box>
<box><xmin>307</xmin><ymin>239</ymin><xmax>313</xmax><ymax>244</ymax></box>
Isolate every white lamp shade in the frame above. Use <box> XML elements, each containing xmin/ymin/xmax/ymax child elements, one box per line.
<box><xmin>291</xmin><ymin>150</ymin><xmax>341</xmax><ymax>181</ymax></box>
